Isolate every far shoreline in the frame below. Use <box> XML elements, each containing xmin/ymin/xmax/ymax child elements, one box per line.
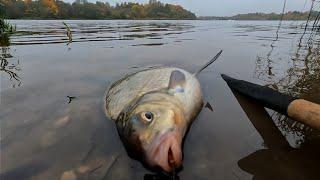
<box><xmin>7</xmin><ymin>19</ymin><xmax>312</xmax><ymax>21</ymax></box>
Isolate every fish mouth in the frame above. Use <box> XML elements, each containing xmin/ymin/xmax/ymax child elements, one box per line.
<box><xmin>145</xmin><ymin>130</ymin><xmax>183</xmax><ymax>173</ymax></box>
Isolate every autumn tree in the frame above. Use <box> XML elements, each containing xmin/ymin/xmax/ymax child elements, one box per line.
<box><xmin>1</xmin><ymin>0</ymin><xmax>196</xmax><ymax>19</ymax></box>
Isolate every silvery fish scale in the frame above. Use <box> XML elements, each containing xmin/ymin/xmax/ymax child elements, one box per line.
<box><xmin>105</xmin><ymin>67</ymin><xmax>203</xmax><ymax>123</ymax></box>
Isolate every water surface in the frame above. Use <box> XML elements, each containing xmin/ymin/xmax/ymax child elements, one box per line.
<box><xmin>1</xmin><ymin>20</ymin><xmax>320</xmax><ymax>180</ymax></box>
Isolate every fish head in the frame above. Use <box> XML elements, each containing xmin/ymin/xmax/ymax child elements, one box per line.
<box><xmin>116</xmin><ymin>92</ymin><xmax>186</xmax><ymax>173</ymax></box>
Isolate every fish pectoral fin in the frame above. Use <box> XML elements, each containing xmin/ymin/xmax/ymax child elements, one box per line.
<box><xmin>168</xmin><ymin>70</ymin><xmax>186</xmax><ymax>92</ymax></box>
<box><xmin>204</xmin><ymin>101</ymin><xmax>214</xmax><ymax>112</ymax></box>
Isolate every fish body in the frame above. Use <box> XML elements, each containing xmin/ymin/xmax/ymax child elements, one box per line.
<box><xmin>105</xmin><ymin>51</ymin><xmax>222</xmax><ymax>173</ymax></box>
<box><xmin>105</xmin><ymin>67</ymin><xmax>202</xmax><ymax>172</ymax></box>
<box><xmin>106</xmin><ymin>67</ymin><xmax>203</xmax><ymax>123</ymax></box>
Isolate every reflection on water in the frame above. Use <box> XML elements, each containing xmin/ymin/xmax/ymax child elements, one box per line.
<box><xmin>0</xmin><ymin>47</ymin><xmax>21</xmax><ymax>87</ymax></box>
<box><xmin>10</xmin><ymin>21</ymin><xmax>194</xmax><ymax>46</ymax></box>
<box><xmin>250</xmin><ymin>19</ymin><xmax>320</xmax><ymax>146</ymax></box>
<box><xmin>233</xmin><ymin>91</ymin><xmax>320</xmax><ymax>180</ymax></box>
<box><xmin>1</xmin><ymin>20</ymin><xmax>320</xmax><ymax>179</ymax></box>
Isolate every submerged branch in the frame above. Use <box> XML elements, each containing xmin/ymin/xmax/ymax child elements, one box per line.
<box><xmin>62</xmin><ymin>22</ymin><xmax>72</xmax><ymax>45</ymax></box>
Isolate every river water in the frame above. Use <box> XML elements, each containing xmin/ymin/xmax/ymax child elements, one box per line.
<box><xmin>1</xmin><ymin>20</ymin><xmax>320</xmax><ymax>180</ymax></box>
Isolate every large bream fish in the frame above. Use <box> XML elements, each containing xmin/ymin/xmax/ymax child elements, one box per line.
<box><xmin>105</xmin><ymin>50</ymin><xmax>222</xmax><ymax>173</ymax></box>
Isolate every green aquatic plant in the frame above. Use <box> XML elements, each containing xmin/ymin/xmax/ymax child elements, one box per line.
<box><xmin>62</xmin><ymin>22</ymin><xmax>72</xmax><ymax>45</ymax></box>
<box><xmin>0</xmin><ymin>19</ymin><xmax>16</xmax><ymax>33</ymax></box>
<box><xmin>0</xmin><ymin>34</ymin><xmax>9</xmax><ymax>46</ymax></box>
<box><xmin>0</xmin><ymin>17</ymin><xmax>16</xmax><ymax>46</ymax></box>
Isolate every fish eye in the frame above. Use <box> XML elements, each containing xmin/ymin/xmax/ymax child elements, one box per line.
<box><xmin>141</xmin><ymin>111</ymin><xmax>154</xmax><ymax>123</ymax></box>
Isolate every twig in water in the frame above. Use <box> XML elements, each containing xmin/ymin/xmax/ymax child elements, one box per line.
<box><xmin>102</xmin><ymin>155</ymin><xmax>120</xmax><ymax>179</ymax></box>
<box><xmin>299</xmin><ymin>0</ymin><xmax>315</xmax><ymax>46</ymax></box>
<box><xmin>270</xmin><ymin>0</ymin><xmax>287</xmax><ymax>49</ymax></box>
<box><xmin>89</xmin><ymin>164</ymin><xmax>103</xmax><ymax>173</ymax></box>
<box><xmin>67</xmin><ymin>96</ymin><xmax>76</xmax><ymax>104</ymax></box>
<box><xmin>63</xmin><ymin>22</ymin><xmax>72</xmax><ymax>45</ymax></box>
<box><xmin>311</xmin><ymin>11</ymin><xmax>320</xmax><ymax>31</ymax></box>
<box><xmin>0</xmin><ymin>57</ymin><xmax>21</xmax><ymax>86</ymax></box>
<box><xmin>274</xmin><ymin>0</ymin><xmax>287</xmax><ymax>41</ymax></box>
<box><xmin>303</xmin><ymin>0</ymin><xmax>315</xmax><ymax>33</ymax></box>
<box><xmin>263</xmin><ymin>0</ymin><xmax>287</xmax><ymax>77</ymax></box>
<box><xmin>171</xmin><ymin>164</ymin><xmax>176</xmax><ymax>180</ymax></box>
<box><xmin>81</xmin><ymin>143</ymin><xmax>96</xmax><ymax>163</ymax></box>
<box><xmin>169</xmin><ymin>148</ymin><xmax>176</xmax><ymax>180</ymax></box>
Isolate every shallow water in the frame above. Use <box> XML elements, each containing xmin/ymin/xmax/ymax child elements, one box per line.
<box><xmin>1</xmin><ymin>20</ymin><xmax>320</xmax><ymax>180</ymax></box>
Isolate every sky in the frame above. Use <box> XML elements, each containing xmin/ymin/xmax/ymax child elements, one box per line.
<box><xmin>65</xmin><ymin>0</ymin><xmax>315</xmax><ymax>16</ymax></box>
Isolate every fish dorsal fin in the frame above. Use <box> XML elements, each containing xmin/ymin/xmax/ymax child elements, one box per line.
<box><xmin>194</xmin><ymin>50</ymin><xmax>222</xmax><ymax>76</ymax></box>
<box><xmin>168</xmin><ymin>70</ymin><xmax>186</xmax><ymax>92</ymax></box>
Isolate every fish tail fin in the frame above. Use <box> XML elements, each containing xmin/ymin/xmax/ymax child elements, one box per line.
<box><xmin>193</xmin><ymin>50</ymin><xmax>223</xmax><ymax>76</ymax></box>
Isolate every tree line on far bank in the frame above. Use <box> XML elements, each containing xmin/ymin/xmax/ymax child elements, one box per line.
<box><xmin>1</xmin><ymin>0</ymin><xmax>318</xmax><ymax>21</ymax></box>
<box><xmin>0</xmin><ymin>0</ymin><xmax>196</xmax><ymax>19</ymax></box>
<box><xmin>198</xmin><ymin>11</ymin><xmax>319</xmax><ymax>21</ymax></box>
